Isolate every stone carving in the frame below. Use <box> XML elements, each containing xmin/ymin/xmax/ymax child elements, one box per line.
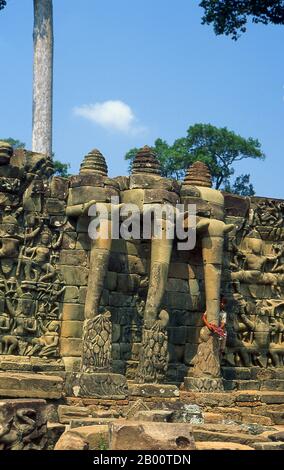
<box><xmin>81</xmin><ymin>311</ymin><xmax>112</xmax><ymax>372</ymax></box>
<box><xmin>66</xmin><ymin>149</ymin><xmax>128</xmax><ymax>397</ymax></box>
<box><xmin>136</xmin><ymin>310</ymin><xmax>169</xmax><ymax>384</ymax></box>
<box><xmin>231</xmin><ymin>236</ymin><xmax>284</xmax><ymax>297</ymax></box>
<box><xmin>252</xmin><ymin>199</ymin><xmax>284</xmax><ymax>240</ymax></box>
<box><xmin>2</xmin><ymin>139</ymin><xmax>284</xmax><ymax>402</ymax></box>
<box><xmin>224</xmin><ymin>294</ymin><xmax>284</xmax><ymax>368</ymax></box>
<box><xmin>0</xmin><ymin>143</ymin><xmax>65</xmax><ymax>359</ymax></box>
<box><xmin>182</xmin><ymin>162</ymin><xmax>234</xmax><ymax>391</ymax></box>
<box><xmin>0</xmin><ymin>400</ymin><xmax>47</xmax><ymax>450</ymax></box>
<box><xmin>123</xmin><ymin>146</ymin><xmax>178</xmax><ymax>385</ymax></box>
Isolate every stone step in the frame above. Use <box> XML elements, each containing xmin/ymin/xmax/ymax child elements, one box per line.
<box><xmin>70</xmin><ymin>417</ymin><xmax>115</xmax><ymax>428</ymax></box>
<box><xmin>252</xmin><ymin>408</ymin><xmax>284</xmax><ymax>425</ymax></box>
<box><xmin>192</xmin><ymin>429</ymin><xmax>270</xmax><ymax>446</ymax></box>
<box><xmin>195</xmin><ymin>441</ymin><xmax>254</xmax><ymax>450</ymax></box>
<box><xmin>235</xmin><ymin>391</ymin><xmax>284</xmax><ymax>404</ymax></box>
<box><xmin>252</xmin><ymin>441</ymin><xmax>284</xmax><ymax>450</ymax></box>
<box><xmin>58</xmin><ymin>404</ymin><xmax>119</xmax><ymax>424</ymax></box>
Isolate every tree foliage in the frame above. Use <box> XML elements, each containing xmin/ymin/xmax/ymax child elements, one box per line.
<box><xmin>200</xmin><ymin>0</ymin><xmax>284</xmax><ymax>39</ymax></box>
<box><xmin>1</xmin><ymin>137</ymin><xmax>25</xmax><ymax>149</ymax></box>
<box><xmin>52</xmin><ymin>159</ymin><xmax>71</xmax><ymax>178</ymax></box>
<box><xmin>125</xmin><ymin>123</ymin><xmax>265</xmax><ymax>196</ymax></box>
<box><xmin>0</xmin><ymin>1</ymin><xmax>6</xmax><ymax>11</ymax></box>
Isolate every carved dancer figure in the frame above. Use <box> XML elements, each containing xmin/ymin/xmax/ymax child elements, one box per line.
<box><xmin>22</xmin><ymin>228</ymin><xmax>62</xmax><ymax>282</ymax></box>
<box><xmin>269</xmin><ymin>313</ymin><xmax>284</xmax><ymax>366</ymax></box>
<box><xmin>0</xmin><ymin>210</ymin><xmax>40</xmax><ymax>260</ymax></box>
<box><xmin>27</xmin><ymin>320</ymin><xmax>60</xmax><ymax>357</ymax></box>
<box><xmin>239</xmin><ymin>308</ymin><xmax>270</xmax><ymax>368</ymax></box>
<box><xmin>231</xmin><ymin>237</ymin><xmax>282</xmax><ymax>297</ymax></box>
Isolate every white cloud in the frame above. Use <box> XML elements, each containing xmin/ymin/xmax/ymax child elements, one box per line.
<box><xmin>73</xmin><ymin>100</ymin><xmax>146</xmax><ymax>135</ymax></box>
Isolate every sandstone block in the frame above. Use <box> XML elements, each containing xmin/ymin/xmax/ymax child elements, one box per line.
<box><xmin>109</xmin><ymin>421</ymin><xmax>196</xmax><ymax>450</ymax></box>
<box><xmin>63</xmin><ymin>286</ymin><xmax>79</xmax><ymax>303</ymax></box>
<box><xmin>60</xmin><ymin>266</ymin><xmax>89</xmax><ymax>286</ymax></box>
<box><xmin>50</xmin><ymin>177</ymin><xmax>69</xmax><ymax>199</ymax></box>
<box><xmin>129</xmin><ymin>383</ymin><xmax>179</xmax><ymax>398</ymax></box>
<box><xmin>0</xmin><ymin>373</ymin><xmax>63</xmax><ymax>399</ymax></box>
<box><xmin>60</xmin><ymin>338</ymin><xmax>82</xmax><ymax>357</ymax></box>
<box><xmin>61</xmin><ymin>320</ymin><xmax>83</xmax><ymax>338</ymax></box>
<box><xmin>61</xmin><ymin>303</ymin><xmax>85</xmax><ymax>321</ymax></box>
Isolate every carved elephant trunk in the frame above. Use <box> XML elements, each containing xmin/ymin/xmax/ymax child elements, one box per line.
<box><xmin>201</xmin><ymin>219</ymin><xmax>234</xmax><ymax>324</ymax></box>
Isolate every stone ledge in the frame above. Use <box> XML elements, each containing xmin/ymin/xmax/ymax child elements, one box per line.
<box><xmin>129</xmin><ymin>383</ymin><xmax>180</xmax><ymax>398</ymax></box>
<box><xmin>0</xmin><ymin>372</ymin><xmax>64</xmax><ymax>399</ymax></box>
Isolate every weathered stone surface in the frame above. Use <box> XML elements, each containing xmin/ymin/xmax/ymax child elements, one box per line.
<box><xmin>61</xmin><ymin>303</ymin><xmax>85</xmax><ymax>321</ymax></box>
<box><xmin>131</xmin><ymin>410</ymin><xmax>173</xmax><ymax>422</ymax></box>
<box><xmin>70</xmin><ymin>417</ymin><xmax>114</xmax><ymax>428</ymax></box>
<box><xmin>50</xmin><ymin>177</ymin><xmax>69</xmax><ymax>199</ymax></box>
<box><xmin>54</xmin><ymin>431</ymin><xmax>89</xmax><ymax>450</ymax></box>
<box><xmin>242</xmin><ymin>413</ymin><xmax>272</xmax><ymax>426</ymax></box>
<box><xmin>63</xmin><ymin>286</ymin><xmax>80</xmax><ymax>303</ymax></box>
<box><xmin>222</xmin><ymin>367</ymin><xmax>252</xmax><ymax>381</ymax></box>
<box><xmin>60</xmin><ymin>338</ymin><xmax>82</xmax><ymax>357</ymax></box>
<box><xmin>0</xmin><ymin>398</ymin><xmax>48</xmax><ymax>450</ymax></box>
<box><xmin>46</xmin><ymin>423</ymin><xmax>66</xmax><ymax>450</ymax></box>
<box><xmin>58</xmin><ymin>405</ymin><xmax>119</xmax><ymax>424</ymax></box>
<box><xmin>69</xmin><ymin>372</ymin><xmax>128</xmax><ymax>399</ymax></box>
<box><xmin>129</xmin><ymin>383</ymin><xmax>180</xmax><ymax>398</ymax></box>
<box><xmin>60</xmin><ymin>266</ymin><xmax>89</xmax><ymax>286</ymax></box>
<box><xmin>169</xmin><ymin>404</ymin><xmax>204</xmax><ymax>424</ymax></box>
<box><xmin>62</xmin><ymin>231</ymin><xmax>77</xmax><ymax>249</ymax></box>
<box><xmin>45</xmin><ymin>198</ymin><xmax>66</xmax><ymax>214</ymax></box>
<box><xmin>55</xmin><ymin>424</ymin><xmax>109</xmax><ymax>450</ymax></box>
<box><xmin>0</xmin><ymin>373</ymin><xmax>63</xmax><ymax>399</ymax></box>
<box><xmin>59</xmin><ymin>250</ymin><xmax>88</xmax><ymax>266</ymax></box>
<box><xmin>224</xmin><ymin>192</ymin><xmax>250</xmax><ymax>217</ymax></box>
<box><xmin>109</xmin><ymin>421</ymin><xmax>196</xmax><ymax>450</ymax></box>
<box><xmin>268</xmin><ymin>431</ymin><xmax>284</xmax><ymax>441</ymax></box>
<box><xmin>192</xmin><ymin>428</ymin><xmax>269</xmax><ymax>446</ymax></box>
<box><xmin>252</xmin><ymin>441</ymin><xmax>284</xmax><ymax>450</ymax></box>
<box><xmin>61</xmin><ymin>321</ymin><xmax>83</xmax><ymax>338</ymax></box>
<box><xmin>196</xmin><ymin>441</ymin><xmax>253</xmax><ymax>450</ymax></box>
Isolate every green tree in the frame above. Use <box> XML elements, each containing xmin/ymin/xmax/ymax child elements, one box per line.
<box><xmin>224</xmin><ymin>174</ymin><xmax>255</xmax><ymax>196</ymax></box>
<box><xmin>200</xmin><ymin>0</ymin><xmax>284</xmax><ymax>40</ymax></box>
<box><xmin>1</xmin><ymin>138</ymin><xmax>25</xmax><ymax>149</ymax></box>
<box><xmin>1</xmin><ymin>1</ymin><xmax>54</xmax><ymax>156</ymax></box>
<box><xmin>125</xmin><ymin>123</ymin><xmax>265</xmax><ymax>196</ymax></box>
<box><xmin>52</xmin><ymin>160</ymin><xmax>71</xmax><ymax>178</ymax></box>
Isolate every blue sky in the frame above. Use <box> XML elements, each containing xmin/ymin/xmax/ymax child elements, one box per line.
<box><xmin>0</xmin><ymin>0</ymin><xmax>284</xmax><ymax>197</ymax></box>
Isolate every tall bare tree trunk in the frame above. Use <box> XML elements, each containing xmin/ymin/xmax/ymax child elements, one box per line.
<box><xmin>32</xmin><ymin>0</ymin><xmax>53</xmax><ymax>157</ymax></box>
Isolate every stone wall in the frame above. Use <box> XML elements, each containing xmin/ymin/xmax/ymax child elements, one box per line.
<box><xmin>1</xmin><ymin>142</ymin><xmax>284</xmax><ymax>396</ymax></box>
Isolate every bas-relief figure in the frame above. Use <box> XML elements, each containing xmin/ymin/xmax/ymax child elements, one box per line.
<box><xmin>224</xmin><ymin>293</ymin><xmax>284</xmax><ymax>368</ymax></box>
<box><xmin>0</xmin><ymin>400</ymin><xmax>47</xmax><ymax>450</ymax></box>
<box><xmin>0</xmin><ymin>142</ymin><xmax>65</xmax><ymax>359</ymax></box>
